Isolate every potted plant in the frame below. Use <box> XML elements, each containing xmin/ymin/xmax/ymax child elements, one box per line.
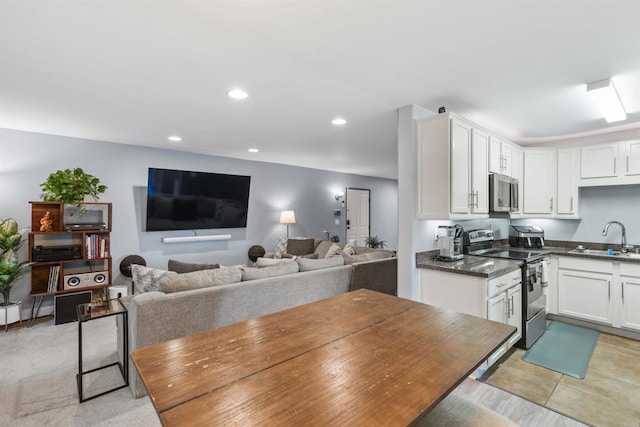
<box><xmin>0</xmin><ymin>218</ymin><xmax>32</xmax><ymax>323</ymax></box>
<box><xmin>365</xmin><ymin>235</ymin><xmax>387</xmax><ymax>249</ymax></box>
<box><xmin>40</xmin><ymin>168</ymin><xmax>107</xmax><ymax>214</ymax></box>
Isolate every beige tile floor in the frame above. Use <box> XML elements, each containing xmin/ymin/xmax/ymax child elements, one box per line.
<box><xmin>481</xmin><ymin>332</ymin><xmax>640</xmax><ymax>427</ymax></box>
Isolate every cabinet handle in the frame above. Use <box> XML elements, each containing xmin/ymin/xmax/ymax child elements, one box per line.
<box><xmin>550</xmin><ymin>197</ymin><xmax>553</xmax><ymax>212</ymax></box>
<box><xmin>622</xmin><ymin>282</ymin><xmax>624</xmax><ymax>302</ymax></box>
<box><xmin>497</xmin><ymin>282</ymin><xmax>509</xmax><ymax>288</ymax></box>
<box><xmin>608</xmin><ymin>281</ymin><xmax>611</xmax><ymax>300</ymax></box>
<box><xmin>474</xmin><ymin>190</ymin><xmax>479</xmax><ymax>208</ymax></box>
<box><xmin>614</xmin><ymin>157</ymin><xmax>617</xmax><ymax>174</ymax></box>
<box><xmin>505</xmin><ymin>297</ymin><xmax>510</xmax><ymax>318</ymax></box>
<box><xmin>510</xmin><ymin>295</ymin><xmax>514</xmax><ymax>316</ymax></box>
<box><xmin>570</xmin><ymin>196</ymin><xmax>573</xmax><ymax>212</ymax></box>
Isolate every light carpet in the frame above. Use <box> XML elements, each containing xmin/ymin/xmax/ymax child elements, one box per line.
<box><xmin>0</xmin><ymin>316</ymin><xmax>160</xmax><ymax>427</ymax></box>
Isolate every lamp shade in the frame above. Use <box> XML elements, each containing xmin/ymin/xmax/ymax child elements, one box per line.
<box><xmin>279</xmin><ymin>210</ymin><xmax>296</xmax><ymax>224</ymax></box>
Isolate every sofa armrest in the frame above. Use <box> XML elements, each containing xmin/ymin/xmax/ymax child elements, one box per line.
<box><xmin>349</xmin><ymin>257</ymin><xmax>397</xmax><ymax>296</ymax></box>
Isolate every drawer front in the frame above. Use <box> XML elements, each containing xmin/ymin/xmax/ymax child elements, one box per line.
<box><xmin>558</xmin><ymin>256</ymin><xmax>613</xmax><ymax>274</ymax></box>
<box><xmin>488</xmin><ymin>269</ymin><xmax>521</xmax><ymax>297</ymax></box>
<box><xmin>621</xmin><ymin>262</ymin><xmax>640</xmax><ymax>277</ymax></box>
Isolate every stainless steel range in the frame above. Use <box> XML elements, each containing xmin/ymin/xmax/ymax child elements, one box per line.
<box><xmin>464</xmin><ymin>229</ymin><xmax>548</xmax><ymax>349</ymax></box>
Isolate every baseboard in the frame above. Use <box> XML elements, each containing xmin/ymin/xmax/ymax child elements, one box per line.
<box><xmin>547</xmin><ymin>314</ymin><xmax>640</xmax><ymax>341</ymax></box>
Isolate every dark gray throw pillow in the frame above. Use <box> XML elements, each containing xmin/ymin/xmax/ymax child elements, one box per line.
<box><xmin>168</xmin><ymin>259</ymin><xmax>220</xmax><ymax>274</ymax></box>
<box><xmin>286</xmin><ymin>238</ymin><xmax>315</xmax><ymax>255</ymax></box>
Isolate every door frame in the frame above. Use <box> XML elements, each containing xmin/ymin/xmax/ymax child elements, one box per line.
<box><xmin>345</xmin><ymin>187</ymin><xmax>371</xmax><ymax>246</ymax></box>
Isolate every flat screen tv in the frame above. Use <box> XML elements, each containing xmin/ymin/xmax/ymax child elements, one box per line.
<box><xmin>145</xmin><ymin>168</ymin><xmax>251</xmax><ymax>232</ymax></box>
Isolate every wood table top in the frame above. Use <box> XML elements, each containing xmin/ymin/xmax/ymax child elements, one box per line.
<box><xmin>131</xmin><ymin>289</ymin><xmax>515</xmax><ymax>426</ymax></box>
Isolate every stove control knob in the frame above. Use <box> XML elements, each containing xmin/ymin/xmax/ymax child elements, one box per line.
<box><xmin>470</xmin><ymin>232</ymin><xmax>477</xmax><ymax>239</ymax></box>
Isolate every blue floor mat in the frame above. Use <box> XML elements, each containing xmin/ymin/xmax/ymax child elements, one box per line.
<box><xmin>522</xmin><ymin>321</ymin><xmax>599</xmax><ymax>379</ymax></box>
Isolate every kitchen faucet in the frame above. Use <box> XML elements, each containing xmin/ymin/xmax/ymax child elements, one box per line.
<box><xmin>602</xmin><ymin>221</ymin><xmax>627</xmax><ymax>253</ymax></box>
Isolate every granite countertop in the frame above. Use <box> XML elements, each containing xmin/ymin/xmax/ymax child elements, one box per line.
<box><xmin>416</xmin><ymin>252</ymin><xmax>522</xmax><ymax>278</ymax></box>
<box><xmin>417</xmin><ymin>242</ymin><xmax>640</xmax><ymax>277</ymax></box>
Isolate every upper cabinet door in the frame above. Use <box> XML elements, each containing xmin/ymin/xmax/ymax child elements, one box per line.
<box><xmin>557</xmin><ymin>148</ymin><xmax>579</xmax><ymax>215</ymax></box>
<box><xmin>488</xmin><ymin>136</ymin><xmax>502</xmax><ymax>174</ymax></box>
<box><xmin>625</xmin><ymin>140</ymin><xmax>640</xmax><ymax>176</ymax></box>
<box><xmin>524</xmin><ymin>150</ymin><xmax>557</xmax><ymax>214</ymax></box>
<box><xmin>450</xmin><ymin>118</ymin><xmax>473</xmax><ymax>214</ymax></box>
<box><xmin>581</xmin><ymin>143</ymin><xmax>618</xmax><ymax>178</ymax></box>
<box><xmin>471</xmin><ymin>129</ymin><xmax>489</xmax><ymax>214</ymax></box>
<box><xmin>501</xmin><ymin>142</ymin><xmax>513</xmax><ymax>177</ymax></box>
<box><xmin>510</xmin><ymin>147</ymin><xmax>523</xmax><ymax>214</ymax></box>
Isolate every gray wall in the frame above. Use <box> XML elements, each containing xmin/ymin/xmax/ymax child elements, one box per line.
<box><xmin>512</xmin><ymin>185</ymin><xmax>640</xmax><ymax>247</ymax></box>
<box><xmin>0</xmin><ymin>128</ymin><xmax>398</xmax><ymax>314</ymax></box>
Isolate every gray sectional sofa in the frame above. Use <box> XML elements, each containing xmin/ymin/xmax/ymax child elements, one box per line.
<box><xmin>119</xmin><ymin>248</ymin><xmax>397</xmax><ymax>398</ymax></box>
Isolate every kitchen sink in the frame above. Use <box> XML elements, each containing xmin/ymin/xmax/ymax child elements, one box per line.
<box><xmin>569</xmin><ymin>249</ymin><xmax>640</xmax><ymax>259</ymax></box>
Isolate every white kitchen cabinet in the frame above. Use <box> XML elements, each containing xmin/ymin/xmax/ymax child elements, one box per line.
<box><xmin>523</xmin><ymin>150</ymin><xmax>557</xmax><ymax>215</ymax></box>
<box><xmin>556</xmin><ymin>148</ymin><xmax>579</xmax><ymax>216</ymax></box>
<box><xmin>489</xmin><ymin>136</ymin><xmax>513</xmax><ymax>177</ymax></box>
<box><xmin>581</xmin><ymin>143</ymin><xmax>618</xmax><ymax>179</ymax></box>
<box><xmin>578</xmin><ymin>140</ymin><xmax>640</xmax><ymax>186</ymax></box>
<box><xmin>507</xmin><ymin>285</ymin><xmax>523</xmax><ymax>347</ymax></box>
<box><xmin>558</xmin><ymin>270</ymin><xmax>613</xmax><ymax>325</ymax></box>
<box><xmin>510</xmin><ymin>147</ymin><xmax>524</xmax><ymax>215</ymax></box>
<box><xmin>620</xmin><ymin>263</ymin><xmax>640</xmax><ymax>332</ymax></box>
<box><xmin>624</xmin><ymin>140</ymin><xmax>640</xmax><ymax>176</ymax></box>
<box><xmin>418</xmin><ymin>113</ymin><xmax>488</xmax><ymax>219</ymax></box>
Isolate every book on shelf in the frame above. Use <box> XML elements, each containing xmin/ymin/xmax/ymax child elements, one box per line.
<box><xmin>47</xmin><ymin>265</ymin><xmax>60</xmax><ymax>293</ymax></box>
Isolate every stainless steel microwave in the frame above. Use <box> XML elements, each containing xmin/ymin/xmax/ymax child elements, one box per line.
<box><xmin>489</xmin><ymin>174</ymin><xmax>519</xmax><ymax>213</ymax></box>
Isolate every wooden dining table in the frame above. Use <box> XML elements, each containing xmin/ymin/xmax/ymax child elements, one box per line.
<box><xmin>131</xmin><ymin>289</ymin><xmax>515</xmax><ymax>426</ymax></box>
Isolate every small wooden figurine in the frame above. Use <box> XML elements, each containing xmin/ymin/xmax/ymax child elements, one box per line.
<box><xmin>39</xmin><ymin>211</ymin><xmax>53</xmax><ymax>232</ymax></box>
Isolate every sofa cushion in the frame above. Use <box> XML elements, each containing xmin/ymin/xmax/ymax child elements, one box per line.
<box><xmin>364</xmin><ymin>251</ymin><xmax>393</xmax><ymax>260</ymax></box>
<box><xmin>342</xmin><ymin>244</ymin><xmax>355</xmax><ymax>256</ymax></box>
<box><xmin>132</xmin><ymin>265</ymin><xmax>177</xmax><ymax>293</ymax></box>
<box><xmin>286</xmin><ymin>238</ymin><xmax>315</xmax><ymax>255</ymax></box>
<box><xmin>255</xmin><ymin>257</ymin><xmax>297</xmax><ymax>267</ymax></box>
<box><xmin>168</xmin><ymin>259</ymin><xmax>220</xmax><ymax>274</ymax></box>
<box><xmin>297</xmin><ymin>256</ymin><xmax>345</xmax><ymax>272</ymax></box>
<box><xmin>159</xmin><ymin>267</ymin><xmax>242</xmax><ymax>293</ymax></box>
<box><xmin>342</xmin><ymin>253</ymin><xmax>370</xmax><ymax>265</ymax></box>
<box><xmin>242</xmin><ymin>261</ymin><xmax>300</xmax><ymax>280</ymax></box>
<box><xmin>274</xmin><ymin>238</ymin><xmax>287</xmax><ymax>259</ymax></box>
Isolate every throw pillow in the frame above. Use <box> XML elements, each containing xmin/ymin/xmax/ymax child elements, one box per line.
<box><xmin>255</xmin><ymin>257</ymin><xmax>297</xmax><ymax>267</ymax></box>
<box><xmin>342</xmin><ymin>244</ymin><xmax>355</xmax><ymax>256</ymax></box>
<box><xmin>298</xmin><ymin>252</ymin><xmax>319</xmax><ymax>259</ymax></box>
<box><xmin>159</xmin><ymin>267</ymin><xmax>242</xmax><ymax>293</ymax></box>
<box><xmin>241</xmin><ymin>261</ymin><xmax>300</xmax><ymax>281</ymax></box>
<box><xmin>365</xmin><ymin>251</ymin><xmax>394</xmax><ymax>260</ymax></box>
<box><xmin>314</xmin><ymin>240</ymin><xmax>334</xmax><ymax>259</ymax></box>
<box><xmin>286</xmin><ymin>238</ymin><xmax>315</xmax><ymax>255</ymax></box>
<box><xmin>274</xmin><ymin>238</ymin><xmax>287</xmax><ymax>259</ymax></box>
<box><xmin>168</xmin><ymin>259</ymin><xmax>220</xmax><ymax>274</ymax></box>
<box><xmin>325</xmin><ymin>243</ymin><xmax>342</xmax><ymax>258</ymax></box>
<box><xmin>297</xmin><ymin>256</ymin><xmax>345</xmax><ymax>272</ymax></box>
<box><xmin>131</xmin><ymin>264</ymin><xmax>177</xmax><ymax>293</ymax></box>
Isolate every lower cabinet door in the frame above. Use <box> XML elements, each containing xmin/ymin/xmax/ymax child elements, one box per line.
<box><xmin>621</xmin><ymin>279</ymin><xmax>640</xmax><ymax>331</ymax></box>
<box><xmin>487</xmin><ymin>292</ymin><xmax>507</xmax><ymax>324</ymax></box>
<box><xmin>558</xmin><ymin>270</ymin><xmax>613</xmax><ymax>325</ymax></box>
<box><xmin>507</xmin><ymin>285</ymin><xmax>522</xmax><ymax>347</ymax></box>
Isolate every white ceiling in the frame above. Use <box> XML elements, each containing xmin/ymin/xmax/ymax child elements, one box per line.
<box><xmin>1</xmin><ymin>1</ymin><xmax>639</xmax><ymax>179</ymax></box>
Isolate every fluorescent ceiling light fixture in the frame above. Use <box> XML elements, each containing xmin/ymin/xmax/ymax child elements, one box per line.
<box><xmin>168</xmin><ymin>135</ymin><xmax>182</xmax><ymax>142</ymax></box>
<box><xmin>586</xmin><ymin>79</ymin><xmax>627</xmax><ymax>123</ymax></box>
<box><xmin>248</xmin><ymin>148</ymin><xmax>259</xmax><ymax>153</ymax></box>
<box><xmin>331</xmin><ymin>118</ymin><xmax>347</xmax><ymax>125</ymax></box>
<box><xmin>228</xmin><ymin>89</ymin><xmax>248</xmax><ymax>100</ymax></box>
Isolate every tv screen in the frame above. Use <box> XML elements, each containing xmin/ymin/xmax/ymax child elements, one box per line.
<box><xmin>145</xmin><ymin>168</ymin><xmax>251</xmax><ymax>232</ymax></box>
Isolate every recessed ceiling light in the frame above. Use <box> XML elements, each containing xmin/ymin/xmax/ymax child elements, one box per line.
<box><xmin>331</xmin><ymin>118</ymin><xmax>347</xmax><ymax>126</ymax></box>
<box><xmin>228</xmin><ymin>89</ymin><xmax>248</xmax><ymax>100</ymax></box>
<box><xmin>168</xmin><ymin>135</ymin><xmax>182</xmax><ymax>142</ymax></box>
<box><xmin>248</xmin><ymin>148</ymin><xmax>259</xmax><ymax>153</ymax></box>
<box><xmin>586</xmin><ymin>79</ymin><xmax>627</xmax><ymax>123</ymax></box>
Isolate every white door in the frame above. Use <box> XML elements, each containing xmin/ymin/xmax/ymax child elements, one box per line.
<box><xmin>471</xmin><ymin>128</ymin><xmax>489</xmax><ymax>214</ymax></box>
<box><xmin>346</xmin><ymin>188</ymin><xmax>369</xmax><ymax>247</ymax></box>
<box><xmin>507</xmin><ymin>285</ymin><xmax>522</xmax><ymax>347</ymax></box>
<box><xmin>625</xmin><ymin>140</ymin><xmax>640</xmax><ymax>176</ymax></box>
<box><xmin>621</xmin><ymin>279</ymin><xmax>640</xmax><ymax>331</ymax></box>
<box><xmin>558</xmin><ymin>270</ymin><xmax>613</xmax><ymax>325</ymax></box>
<box><xmin>450</xmin><ymin>118</ymin><xmax>472</xmax><ymax>214</ymax></box>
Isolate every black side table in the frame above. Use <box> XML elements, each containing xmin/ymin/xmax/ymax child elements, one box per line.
<box><xmin>76</xmin><ymin>299</ymin><xmax>128</xmax><ymax>402</ymax></box>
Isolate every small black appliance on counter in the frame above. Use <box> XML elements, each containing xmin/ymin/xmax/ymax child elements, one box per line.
<box><xmin>509</xmin><ymin>225</ymin><xmax>544</xmax><ymax>248</ymax></box>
